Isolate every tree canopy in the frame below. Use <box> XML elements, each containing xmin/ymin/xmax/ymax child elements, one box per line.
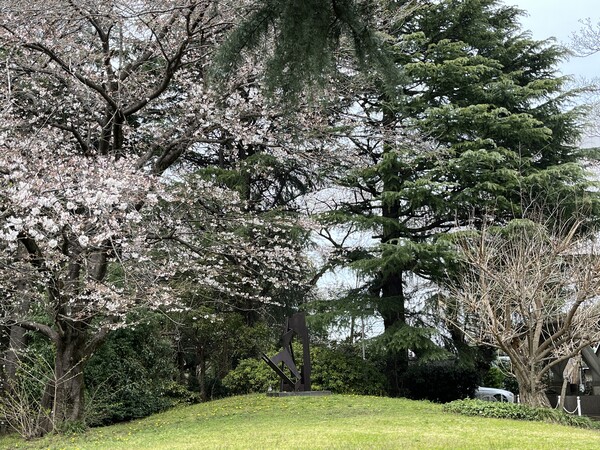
<box><xmin>1</xmin><ymin>0</ymin><xmax>599</xmax><ymax>437</ymax></box>
<box><xmin>317</xmin><ymin>0</ymin><xmax>600</xmax><ymax>394</ymax></box>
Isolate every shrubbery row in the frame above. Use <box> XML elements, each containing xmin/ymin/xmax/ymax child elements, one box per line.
<box><xmin>443</xmin><ymin>399</ymin><xmax>600</xmax><ymax>430</ymax></box>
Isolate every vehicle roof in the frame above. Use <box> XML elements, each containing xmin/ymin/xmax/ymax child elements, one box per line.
<box><xmin>476</xmin><ymin>386</ymin><xmax>513</xmax><ymax>395</ymax></box>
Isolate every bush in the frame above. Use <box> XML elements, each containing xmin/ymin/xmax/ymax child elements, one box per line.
<box><xmin>223</xmin><ymin>345</ymin><xmax>387</xmax><ymax>396</ymax></box>
<box><xmin>482</xmin><ymin>366</ymin><xmax>504</xmax><ymax>389</ymax></box>
<box><xmin>310</xmin><ymin>346</ymin><xmax>387</xmax><ymax>395</ymax></box>
<box><xmin>85</xmin><ymin>314</ymin><xmax>180</xmax><ymax>426</ymax></box>
<box><xmin>482</xmin><ymin>366</ymin><xmax>518</xmax><ymax>394</ymax></box>
<box><xmin>443</xmin><ymin>399</ymin><xmax>600</xmax><ymax>429</ymax></box>
<box><xmin>404</xmin><ymin>359</ymin><xmax>480</xmax><ymax>403</ymax></box>
<box><xmin>222</xmin><ymin>358</ymin><xmax>278</xmax><ymax>395</ymax></box>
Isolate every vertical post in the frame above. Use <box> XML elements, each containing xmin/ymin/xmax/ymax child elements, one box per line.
<box><xmin>577</xmin><ymin>396</ymin><xmax>582</xmax><ymax>416</ymax></box>
<box><xmin>361</xmin><ymin>316</ymin><xmax>366</xmax><ymax>360</ymax></box>
<box><xmin>556</xmin><ymin>395</ymin><xmax>561</xmax><ymax>410</ymax></box>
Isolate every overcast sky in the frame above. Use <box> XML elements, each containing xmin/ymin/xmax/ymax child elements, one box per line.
<box><xmin>505</xmin><ymin>0</ymin><xmax>600</xmax><ymax>79</ymax></box>
<box><xmin>506</xmin><ymin>0</ymin><xmax>600</xmax><ymax>146</ymax></box>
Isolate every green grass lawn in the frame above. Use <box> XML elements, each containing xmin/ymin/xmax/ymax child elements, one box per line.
<box><xmin>1</xmin><ymin>394</ymin><xmax>599</xmax><ymax>449</ymax></box>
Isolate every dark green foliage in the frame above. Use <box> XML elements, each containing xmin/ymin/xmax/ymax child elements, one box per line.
<box><xmin>170</xmin><ymin>307</ymin><xmax>274</xmax><ymax>401</ymax></box>
<box><xmin>223</xmin><ymin>345</ymin><xmax>387</xmax><ymax>396</ymax></box>
<box><xmin>404</xmin><ymin>359</ymin><xmax>481</xmax><ymax>403</ymax></box>
<box><xmin>483</xmin><ymin>366</ymin><xmax>518</xmax><ymax>393</ymax></box>
<box><xmin>373</xmin><ymin>323</ymin><xmax>448</xmax><ymax>359</ymax></box>
<box><xmin>212</xmin><ymin>0</ymin><xmax>400</xmax><ymax>99</ymax></box>
<box><xmin>482</xmin><ymin>367</ymin><xmax>505</xmax><ymax>389</ymax></box>
<box><xmin>390</xmin><ymin>0</ymin><xmax>599</xmax><ymax>229</ymax></box>
<box><xmin>323</xmin><ymin>0</ymin><xmax>600</xmax><ymax>395</ymax></box>
<box><xmin>310</xmin><ymin>345</ymin><xmax>387</xmax><ymax>395</ymax></box>
<box><xmin>204</xmin><ymin>153</ymin><xmax>317</xmax><ymax>210</ymax></box>
<box><xmin>503</xmin><ymin>375</ymin><xmax>519</xmax><ymax>396</ymax></box>
<box><xmin>221</xmin><ymin>358</ymin><xmax>279</xmax><ymax>395</ymax></box>
<box><xmin>84</xmin><ymin>315</ymin><xmax>182</xmax><ymax>426</ymax></box>
<box><xmin>443</xmin><ymin>399</ymin><xmax>600</xmax><ymax>430</ymax></box>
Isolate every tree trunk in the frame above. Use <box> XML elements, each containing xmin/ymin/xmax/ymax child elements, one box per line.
<box><xmin>377</xmin><ymin>106</ymin><xmax>409</xmax><ymax>396</ymax></box>
<box><xmin>519</xmin><ymin>389</ymin><xmax>550</xmax><ymax>408</ymax></box>
<box><xmin>559</xmin><ymin>376</ymin><xmax>568</xmax><ymax>411</ymax></box>
<box><xmin>5</xmin><ymin>323</ymin><xmax>27</xmax><ymax>382</ymax></box>
<box><xmin>379</xmin><ymin>272</ymin><xmax>408</xmax><ymax>396</ymax></box>
<box><xmin>50</xmin><ymin>325</ymin><xmax>89</xmax><ymax>426</ymax></box>
<box><xmin>380</xmin><ymin>272</ymin><xmax>406</xmax><ymax>330</ymax></box>
<box><xmin>515</xmin><ymin>370</ymin><xmax>550</xmax><ymax>407</ymax></box>
<box><xmin>197</xmin><ymin>346</ymin><xmax>207</xmax><ymax>402</ymax></box>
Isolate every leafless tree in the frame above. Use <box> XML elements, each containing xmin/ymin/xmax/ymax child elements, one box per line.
<box><xmin>447</xmin><ymin>219</ymin><xmax>600</xmax><ymax>407</ymax></box>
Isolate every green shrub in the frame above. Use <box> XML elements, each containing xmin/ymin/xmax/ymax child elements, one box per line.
<box><xmin>222</xmin><ymin>358</ymin><xmax>278</xmax><ymax>395</ymax></box>
<box><xmin>502</xmin><ymin>375</ymin><xmax>519</xmax><ymax>395</ymax></box>
<box><xmin>223</xmin><ymin>345</ymin><xmax>387</xmax><ymax>396</ymax></box>
<box><xmin>482</xmin><ymin>367</ymin><xmax>504</xmax><ymax>389</ymax></box>
<box><xmin>310</xmin><ymin>346</ymin><xmax>387</xmax><ymax>395</ymax></box>
<box><xmin>443</xmin><ymin>399</ymin><xmax>600</xmax><ymax>430</ymax></box>
<box><xmin>85</xmin><ymin>314</ymin><xmax>179</xmax><ymax>426</ymax></box>
<box><xmin>404</xmin><ymin>359</ymin><xmax>480</xmax><ymax>403</ymax></box>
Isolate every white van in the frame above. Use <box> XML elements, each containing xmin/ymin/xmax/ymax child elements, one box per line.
<box><xmin>474</xmin><ymin>387</ymin><xmax>515</xmax><ymax>403</ymax></box>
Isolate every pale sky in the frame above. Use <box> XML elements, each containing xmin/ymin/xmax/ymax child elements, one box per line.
<box><xmin>507</xmin><ymin>1</ymin><xmax>600</xmax><ymax>146</ymax></box>
<box><xmin>505</xmin><ymin>0</ymin><xmax>600</xmax><ymax>79</ymax></box>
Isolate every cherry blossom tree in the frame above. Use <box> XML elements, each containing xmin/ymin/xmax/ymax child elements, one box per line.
<box><xmin>0</xmin><ymin>0</ymin><xmax>222</xmax><ymax>431</ymax></box>
<box><xmin>0</xmin><ymin>130</ymin><xmax>172</xmax><ymax>430</ymax></box>
<box><xmin>0</xmin><ymin>124</ymin><xmax>317</xmax><ymax>435</ymax></box>
<box><xmin>0</xmin><ymin>0</ymin><xmax>329</xmax><ymax>434</ymax></box>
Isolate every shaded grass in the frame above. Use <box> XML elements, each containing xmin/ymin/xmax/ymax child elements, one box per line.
<box><xmin>1</xmin><ymin>394</ymin><xmax>599</xmax><ymax>449</ymax></box>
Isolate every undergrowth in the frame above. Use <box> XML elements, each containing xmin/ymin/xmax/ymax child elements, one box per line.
<box><xmin>443</xmin><ymin>399</ymin><xmax>600</xmax><ymax>430</ymax></box>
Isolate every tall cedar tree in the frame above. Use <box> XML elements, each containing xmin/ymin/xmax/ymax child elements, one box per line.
<box><xmin>326</xmin><ymin>0</ymin><xmax>600</xmax><ymax>395</ymax></box>
<box><xmin>212</xmin><ymin>0</ymin><xmax>402</xmax><ymax>99</ymax></box>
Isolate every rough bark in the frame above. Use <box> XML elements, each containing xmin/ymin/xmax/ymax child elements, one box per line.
<box><xmin>51</xmin><ymin>325</ymin><xmax>88</xmax><ymax>424</ymax></box>
<box><xmin>377</xmin><ymin>108</ymin><xmax>409</xmax><ymax>396</ymax></box>
<box><xmin>515</xmin><ymin>375</ymin><xmax>551</xmax><ymax>408</ymax></box>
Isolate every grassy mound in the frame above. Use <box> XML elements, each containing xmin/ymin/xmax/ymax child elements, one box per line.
<box><xmin>1</xmin><ymin>394</ymin><xmax>599</xmax><ymax>449</ymax></box>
